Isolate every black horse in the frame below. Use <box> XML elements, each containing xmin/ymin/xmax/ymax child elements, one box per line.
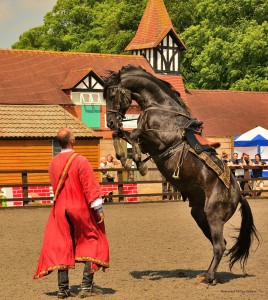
<box><xmin>103</xmin><ymin>65</ymin><xmax>259</xmax><ymax>285</ymax></box>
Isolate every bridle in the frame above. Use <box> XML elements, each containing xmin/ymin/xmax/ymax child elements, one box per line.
<box><xmin>106</xmin><ymin>85</ymin><xmax>132</xmax><ymax>129</ymax></box>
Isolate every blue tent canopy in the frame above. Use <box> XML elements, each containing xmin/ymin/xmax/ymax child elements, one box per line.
<box><xmin>234</xmin><ymin>126</ymin><xmax>268</xmax><ymax>147</ymax></box>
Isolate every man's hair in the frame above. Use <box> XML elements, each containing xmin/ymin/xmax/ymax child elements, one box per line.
<box><xmin>57</xmin><ymin>130</ymin><xmax>72</xmax><ymax>149</ymax></box>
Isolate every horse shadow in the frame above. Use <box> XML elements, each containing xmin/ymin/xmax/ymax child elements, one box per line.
<box><xmin>45</xmin><ymin>284</ymin><xmax>116</xmax><ymax>297</ymax></box>
<box><xmin>129</xmin><ymin>269</ymin><xmax>254</xmax><ymax>284</ymax></box>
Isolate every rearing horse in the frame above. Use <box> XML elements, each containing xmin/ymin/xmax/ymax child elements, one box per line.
<box><xmin>103</xmin><ymin>65</ymin><xmax>259</xmax><ymax>285</ymax></box>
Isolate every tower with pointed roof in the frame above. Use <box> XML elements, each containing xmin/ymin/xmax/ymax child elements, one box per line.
<box><xmin>125</xmin><ymin>0</ymin><xmax>186</xmax><ymax>74</ymax></box>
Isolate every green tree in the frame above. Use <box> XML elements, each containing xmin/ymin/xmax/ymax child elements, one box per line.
<box><xmin>12</xmin><ymin>0</ymin><xmax>268</xmax><ymax>91</ymax></box>
<box><xmin>180</xmin><ymin>0</ymin><xmax>268</xmax><ymax>90</ymax></box>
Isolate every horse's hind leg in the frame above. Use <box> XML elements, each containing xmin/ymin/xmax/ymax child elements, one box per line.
<box><xmin>191</xmin><ymin>205</ymin><xmax>226</xmax><ymax>285</ymax></box>
<box><xmin>191</xmin><ymin>206</ymin><xmax>212</xmax><ymax>243</ymax></box>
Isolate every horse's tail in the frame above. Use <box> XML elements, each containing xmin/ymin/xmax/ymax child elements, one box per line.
<box><xmin>227</xmin><ymin>195</ymin><xmax>260</xmax><ymax>271</ymax></box>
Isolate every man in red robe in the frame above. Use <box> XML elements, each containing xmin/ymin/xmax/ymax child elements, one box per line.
<box><xmin>34</xmin><ymin>128</ymin><xmax>109</xmax><ymax>299</ymax></box>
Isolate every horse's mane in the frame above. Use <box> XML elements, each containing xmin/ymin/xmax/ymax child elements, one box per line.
<box><xmin>103</xmin><ymin>65</ymin><xmax>190</xmax><ymax>113</ymax></box>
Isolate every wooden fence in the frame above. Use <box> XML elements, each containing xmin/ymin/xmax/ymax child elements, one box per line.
<box><xmin>0</xmin><ymin>166</ymin><xmax>267</xmax><ymax>206</ymax></box>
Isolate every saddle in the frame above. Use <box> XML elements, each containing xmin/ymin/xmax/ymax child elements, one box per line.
<box><xmin>183</xmin><ymin>119</ymin><xmax>221</xmax><ymax>155</ymax></box>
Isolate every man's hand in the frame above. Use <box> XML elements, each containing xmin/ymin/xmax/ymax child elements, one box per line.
<box><xmin>97</xmin><ymin>211</ymin><xmax>105</xmax><ymax>224</ymax></box>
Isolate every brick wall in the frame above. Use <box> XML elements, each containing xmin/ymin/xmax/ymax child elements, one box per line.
<box><xmin>13</xmin><ymin>186</ymin><xmax>51</xmax><ymax>198</ymax></box>
<box><xmin>11</xmin><ymin>186</ymin><xmax>51</xmax><ymax>205</ymax></box>
<box><xmin>207</xmin><ymin>136</ymin><xmax>233</xmax><ymax>159</ymax></box>
<box><xmin>102</xmin><ymin>183</ymin><xmax>138</xmax><ymax>202</ymax></box>
<box><xmin>10</xmin><ymin>184</ymin><xmax>138</xmax><ymax>204</ymax></box>
<box><xmin>123</xmin><ymin>183</ymin><xmax>138</xmax><ymax>202</ymax></box>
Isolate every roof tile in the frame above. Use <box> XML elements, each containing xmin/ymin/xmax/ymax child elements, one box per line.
<box><xmin>0</xmin><ymin>49</ymin><xmax>154</xmax><ymax>105</ymax></box>
<box><xmin>187</xmin><ymin>90</ymin><xmax>268</xmax><ymax>136</ymax></box>
<box><xmin>61</xmin><ymin>68</ymin><xmax>93</xmax><ymax>90</ymax></box>
<box><xmin>125</xmin><ymin>0</ymin><xmax>186</xmax><ymax>51</ymax></box>
<box><xmin>0</xmin><ymin>105</ymin><xmax>100</xmax><ymax>139</ymax></box>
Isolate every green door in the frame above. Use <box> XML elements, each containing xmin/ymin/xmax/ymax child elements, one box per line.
<box><xmin>81</xmin><ymin>105</ymin><xmax>100</xmax><ymax>128</ymax></box>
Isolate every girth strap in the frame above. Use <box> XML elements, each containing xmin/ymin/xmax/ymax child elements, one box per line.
<box><xmin>189</xmin><ymin>148</ymin><xmax>231</xmax><ymax>189</ymax></box>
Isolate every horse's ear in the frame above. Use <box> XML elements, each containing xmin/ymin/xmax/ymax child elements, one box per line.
<box><xmin>100</xmin><ymin>76</ymin><xmax>107</xmax><ymax>84</ymax></box>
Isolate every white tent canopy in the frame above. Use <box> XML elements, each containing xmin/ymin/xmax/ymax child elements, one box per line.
<box><xmin>234</xmin><ymin>126</ymin><xmax>268</xmax><ymax>159</ymax></box>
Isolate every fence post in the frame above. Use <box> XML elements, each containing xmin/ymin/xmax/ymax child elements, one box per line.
<box><xmin>162</xmin><ymin>176</ymin><xmax>168</xmax><ymax>200</ymax></box>
<box><xmin>22</xmin><ymin>171</ymin><xmax>28</xmax><ymax>204</ymax></box>
<box><xmin>243</xmin><ymin>167</ymin><xmax>250</xmax><ymax>195</ymax></box>
<box><xmin>118</xmin><ymin>169</ymin><xmax>124</xmax><ymax>202</ymax></box>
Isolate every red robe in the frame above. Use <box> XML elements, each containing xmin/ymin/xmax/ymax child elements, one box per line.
<box><xmin>34</xmin><ymin>151</ymin><xmax>109</xmax><ymax>279</ymax></box>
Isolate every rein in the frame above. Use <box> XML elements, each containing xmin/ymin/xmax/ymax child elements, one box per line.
<box><xmin>141</xmin><ymin>106</ymin><xmax>191</xmax><ymax>120</ymax></box>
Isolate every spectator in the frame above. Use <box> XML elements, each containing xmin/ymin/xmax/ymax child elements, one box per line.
<box><xmin>228</xmin><ymin>153</ymin><xmax>248</xmax><ymax>190</ymax></box>
<box><xmin>228</xmin><ymin>152</ymin><xmax>240</xmax><ymax>177</ymax></box>
<box><xmin>99</xmin><ymin>156</ymin><xmax>107</xmax><ymax>182</ymax></box>
<box><xmin>240</xmin><ymin>153</ymin><xmax>252</xmax><ymax>192</ymax></box>
<box><xmin>99</xmin><ymin>156</ymin><xmax>106</xmax><ymax>169</ymax></box>
<box><xmin>102</xmin><ymin>154</ymin><xmax>118</xmax><ymax>202</ymax></box>
<box><xmin>103</xmin><ymin>154</ymin><xmax>116</xmax><ymax>183</ymax></box>
<box><xmin>252</xmin><ymin>154</ymin><xmax>266</xmax><ymax>196</ymax></box>
<box><xmin>220</xmin><ymin>152</ymin><xmax>229</xmax><ymax>164</ymax></box>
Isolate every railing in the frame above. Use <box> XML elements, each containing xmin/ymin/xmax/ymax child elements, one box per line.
<box><xmin>0</xmin><ymin>166</ymin><xmax>267</xmax><ymax>206</ymax></box>
<box><xmin>0</xmin><ymin>168</ymin><xmax>181</xmax><ymax>205</ymax></box>
<box><xmin>229</xmin><ymin>165</ymin><xmax>268</xmax><ymax>198</ymax></box>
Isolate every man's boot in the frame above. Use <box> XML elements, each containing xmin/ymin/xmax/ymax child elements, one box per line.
<box><xmin>78</xmin><ymin>262</ymin><xmax>93</xmax><ymax>298</ymax></box>
<box><xmin>57</xmin><ymin>269</ymin><xmax>75</xmax><ymax>299</ymax></box>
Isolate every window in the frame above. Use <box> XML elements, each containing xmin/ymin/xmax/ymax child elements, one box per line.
<box><xmin>52</xmin><ymin>139</ymin><xmax>61</xmax><ymax>157</ymax></box>
<box><xmin>71</xmin><ymin>92</ymin><xmax>105</xmax><ymax>105</ymax></box>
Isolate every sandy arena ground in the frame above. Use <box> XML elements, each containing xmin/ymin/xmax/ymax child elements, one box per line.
<box><xmin>0</xmin><ymin>199</ymin><xmax>267</xmax><ymax>300</ymax></box>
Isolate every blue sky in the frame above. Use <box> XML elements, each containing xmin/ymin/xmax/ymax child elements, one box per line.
<box><xmin>0</xmin><ymin>0</ymin><xmax>56</xmax><ymax>49</ymax></box>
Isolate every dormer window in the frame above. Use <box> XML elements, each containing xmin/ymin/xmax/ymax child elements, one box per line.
<box><xmin>71</xmin><ymin>92</ymin><xmax>105</xmax><ymax>105</ymax></box>
<box><xmin>62</xmin><ymin>69</ymin><xmax>104</xmax><ymax>106</ymax></box>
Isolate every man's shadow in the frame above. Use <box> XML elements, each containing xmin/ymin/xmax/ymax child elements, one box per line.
<box><xmin>130</xmin><ymin>269</ymin><xmax>253</xmax><ymax>284</ymax></box>
<box><xmin>45</xmin><ymin>284</ymin><xmax>116</xmax><ymax>297</ymax></box>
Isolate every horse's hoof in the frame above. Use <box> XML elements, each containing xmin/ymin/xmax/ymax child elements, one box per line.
<box><xmin>211</xmin><ymin>276</ymin><xmax>222</xmax><ymax>285</ymax></box>
<box><xmin>124</xmin><ymin>158</ymin><xmax>132</xmax><ymax>171</ymax></box>
<box><xmin>138</xmin><ymin>163</ymin><xmax>148</xmax><ymax>176</ymax></box>
<box><xmin>195</xmin><ymin>273</ymin><xmax>221</xmax><ymax>286</ymax></box>
<box><xmin>120</xmin><ymin>157</ymin><xmax>126</xmax><ymax>166</ymax></box>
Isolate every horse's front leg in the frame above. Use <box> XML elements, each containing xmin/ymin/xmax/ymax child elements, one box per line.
<box><xmin>112</xmin><ymin>130</ymin><xmax>127</xmax><ymax>167</ymax></box>
<box><xmin>130</xmin><ymin>128</ymin><xmax>169</xmax><ymax>176</ymax></box>
<box><xmin>127</xmin><ymin>129</ymin><xmax>144</xmax><ymax>175</ymax></box>
<box><xmin>112</xmin><ymin>130</ymin><xmax>137</xmax><ymax>171</ymax></box>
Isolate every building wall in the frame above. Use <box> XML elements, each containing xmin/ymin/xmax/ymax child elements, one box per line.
<box><xmin>0</xmin><ymin>139</ymin><xmax>101</xmax><ymax>185</ymax></box>
<box><xmin>100</xmin><ymin>139</ymin><xmax>117</xmax><ymax>159</ymax></box>
<box><xmin>207</xmin><ymin>136</ymin><xmax>233</xmax><ymax>159</ymax></box>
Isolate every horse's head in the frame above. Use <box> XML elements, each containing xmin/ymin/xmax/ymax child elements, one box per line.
<box><xmin>103</xmin><ymin>64</ymin><xmax>190</xmax><ymax>131</ymax></box>
<box><xmin>103</xmin><ymin>71</ymin><xmax>132</xmax><ymax>130</ymax></box>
